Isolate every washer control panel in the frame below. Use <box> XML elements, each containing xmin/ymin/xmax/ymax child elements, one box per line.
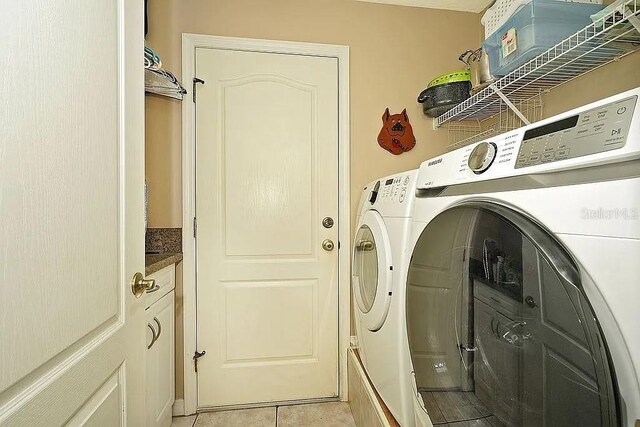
<box><xmin>515</xmin><ymin>96</ymin><xmax>636</xmax><ymax>169</ymax></box>
<box><xmin>366</xmin><ymin>170</ymin><xmax>418</xmax><ymax>217</ymax></box>
<box><xmin>416</xmin><ymin>88</ymin><xmax>640</xmax><ymax>190</ymax></box>
<box><xmin>378</xmin><ymin>175</ymin><xmax>408</xmax><ymax>203</ymax></box>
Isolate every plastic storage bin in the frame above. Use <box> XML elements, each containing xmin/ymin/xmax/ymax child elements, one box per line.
<box><xmin>481</xmin><ymin>0</ymin><xmax>602</xmax><ymax>39</ymax></box>
<box><xmin>483</xmin><ymin>0</ymin><xmax>604</xmax><ymax>76</ymax></box>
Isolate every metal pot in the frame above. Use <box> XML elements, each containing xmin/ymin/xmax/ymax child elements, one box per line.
<box><xmin>417</xmin><ymin>70</ymin><xmax>472</xmax><ymax>118</ymax></box>
<box><xmin>459</xmin><ymin>48</ymin><xmax>495</xmax><ymax>93</ymax></box>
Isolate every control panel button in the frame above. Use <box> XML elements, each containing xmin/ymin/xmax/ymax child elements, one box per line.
<box><xmin>542</xmin><ymin>152</ymin><xmax>555</xmax><ymax>162</ymax></box>
<box><xmin>468</xmin><ymin>142</ymin><xmax>497</xmax><ymax>174</ymax></box>
<box><xmin>555</xmin><ymin>149</ymin><xmax>570</xmax><ymax>158</ymax></box>
<box><xmin>399</xmin><ymin>188</ymin><xmax>406</xmax><ymax>203</ymax></box>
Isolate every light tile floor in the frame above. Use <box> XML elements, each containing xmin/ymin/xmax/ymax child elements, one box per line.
<box><xmin>171</xmin><ymin>402</ymin><xmax>355</xmax><ymax>427</ymax></box>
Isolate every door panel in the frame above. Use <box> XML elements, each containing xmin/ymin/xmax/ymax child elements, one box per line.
<box><xmin>223</xmin><ymin>75</ymin><xmax>317</xmax><ymax>258</ymax></box>
<box><xmin>195</xmin><ymin>48</ymin><xmax>339</xmax><ymax>407</ymax></box>
<box><xmin>0</xmin><ymin>1</ymin><xmax>145</xmax><ymax>424</ymax></box>
<box><xmin>223</xmin><ymin>281</ymin><xmax>317</xmax><ymax>363</ymax></box>
<box><xmin>67</xmin><ymin>371</ymin><xmax>123</xmax><ymax>427</ymax></box>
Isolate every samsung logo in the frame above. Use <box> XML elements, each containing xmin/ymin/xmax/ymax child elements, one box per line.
<box><xmin>427</xmin><ymin>158</ymin><xmax>442</xmax><ymax>167</ymax></box>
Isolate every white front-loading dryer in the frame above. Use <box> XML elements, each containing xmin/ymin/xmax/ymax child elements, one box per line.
<box><xmin>353</xmin><ymin>170</ymin><xmax>418</xmax><ymax>427</ymax></box>
<box><xmin>406</xmin><ymin>88</ymin><xmax>640</xmax><ymax>427</ymax></box>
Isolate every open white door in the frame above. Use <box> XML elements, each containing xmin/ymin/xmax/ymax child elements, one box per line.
<box><xmin>0</xmin><ymin>1</ymin><xmax>146</xmax><ymax>425</ymax></box>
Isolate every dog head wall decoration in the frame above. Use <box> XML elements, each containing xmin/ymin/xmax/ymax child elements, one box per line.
<box><xmin>377</xmin><ymin>108</ymin><xmax>416</xmax><ymax>155</ymax></box>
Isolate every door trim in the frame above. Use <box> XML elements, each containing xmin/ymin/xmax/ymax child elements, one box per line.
<box><xmin>181</xmin><ymin>34</ymin><xmax>350</xmax><ymax>415</ymax></box>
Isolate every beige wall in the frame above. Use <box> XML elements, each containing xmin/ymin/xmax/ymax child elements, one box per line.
<box><xmin>542</xmin><ymin>53</ymin><xmax>640</xmax><ymax>119</ymax></box>
<box><xmin>145</xmin><ymin>0</ymin><xmax>483</xmax><ymax>229</ymax></box>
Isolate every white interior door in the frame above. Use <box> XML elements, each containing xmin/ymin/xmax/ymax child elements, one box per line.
<box><xmin>195</xmin><ymin>48</ymin><xmax>339</xmax><ymax>407</ymax></box>
<box><xmin>0</xmin><ymin>1</ymin><xmax>146</xmax><ymax>425</ymax></box>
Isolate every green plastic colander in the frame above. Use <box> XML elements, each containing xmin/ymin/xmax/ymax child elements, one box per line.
<box><xmin>427</xmin><ymin>69</ymin><xmax>471</xmax><ymax>89</ymax></box>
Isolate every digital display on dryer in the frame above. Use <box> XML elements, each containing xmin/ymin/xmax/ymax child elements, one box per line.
<box><xmin>385</xmin><ymin>178</ymin><xmax>394</xmax><ymax>185</ymax></box>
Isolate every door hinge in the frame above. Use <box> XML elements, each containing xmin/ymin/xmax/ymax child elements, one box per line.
<box><xmin>193</xmin><ymin>350</ymin><xmax>206</xmax><ymax>373</ymax></box>
<box><xmin>193</xmin><ymin>217</ymin><xmax>197</xmax><ymax>238</ymax></box>
<box><xmin>192</xmin><ymin>77</ymin><xmax>205</xmax><ymax>103</ymax></box>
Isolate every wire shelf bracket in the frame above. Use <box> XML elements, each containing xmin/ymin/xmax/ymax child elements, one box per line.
<box><xmin>490</xmin><ymin>83</ymin><xmax>531</xmax><ymax>125</ymax></box>
<box><xmin>626</xmin><ymin>5</ymin><xmax>640</xmax><ymax>32</ymax></box>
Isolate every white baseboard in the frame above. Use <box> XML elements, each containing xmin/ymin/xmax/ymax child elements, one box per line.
<box><xmin>172</xmin><ymin>399</ymin><xmax>185</xmax><ymax>416</ymax></box>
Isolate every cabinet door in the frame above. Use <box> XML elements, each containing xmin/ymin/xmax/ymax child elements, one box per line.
<box><xmin>146</xmin><ymin>291</ymin><xmax>175</xmax><ymax>427</ymax></box>
<box><xmin>474</xmin><ymin>299</ymin><xmax>520</xmax><ymax>425</ymax></box>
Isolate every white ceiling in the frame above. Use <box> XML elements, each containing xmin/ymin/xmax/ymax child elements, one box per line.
<box><xmin>354</xmin><ymin>0</ymin><xmax>493</xmax><ymax>13</ymax></box>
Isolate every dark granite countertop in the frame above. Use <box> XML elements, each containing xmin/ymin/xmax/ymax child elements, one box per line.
<box><xmin>145</xmin><ymin>253</ymin><xmax>183</xmax><ymax>275</ymax></box>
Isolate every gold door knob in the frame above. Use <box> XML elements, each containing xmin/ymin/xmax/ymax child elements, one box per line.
<box><xmin>322</xmin><ymin>239</ymin><xmax>335</xmax><ymax>251</ymax></box>
<box><xmin>131</xmin><ymin>272</ymin><xmax>156</xmax><ymax>298</ymax></box>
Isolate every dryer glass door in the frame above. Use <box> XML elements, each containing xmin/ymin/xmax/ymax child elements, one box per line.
<box><xmin>406</xmin><ymin>203</ymin><xmax>618</xmax><ymax>427</ymax></box>
<box><xmin>353</xmin><ymin>210</ymin><xmax>393</xmax><ymax>331</ymax></box>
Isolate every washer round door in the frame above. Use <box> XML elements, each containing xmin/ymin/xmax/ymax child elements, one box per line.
<box><xmin>352</xmin><ymin>210</ymin><xmax>393</xmax><ymax>332</ymax></box>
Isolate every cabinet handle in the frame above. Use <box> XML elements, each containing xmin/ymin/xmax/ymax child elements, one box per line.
<box><xmin>153</xmin><ymin>317</ymin><xmax>162</xmax><ymax>341</ymax></box>
<box><xmin>147</xmin><ymin>323</ymin><xmax>157</xmax><ymax>349</ymax></box>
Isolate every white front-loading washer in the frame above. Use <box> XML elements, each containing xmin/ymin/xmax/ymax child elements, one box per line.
<box><xmin>405</xmin><ymin>88</ymin><xmax>640</xmax><ymax>427</ymax></box>
<box><xmin>353</xmin><ymin>169</ymin><xmax>418</xmax><ymax>427</ymax></box>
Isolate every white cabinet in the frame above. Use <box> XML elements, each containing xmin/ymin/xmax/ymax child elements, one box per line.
<box><xmin>146</xmin><ymin>265</ymin><xmax>176</xmax><ymax>427</ymax></box>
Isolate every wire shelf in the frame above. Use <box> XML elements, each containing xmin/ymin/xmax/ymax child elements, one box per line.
<box><xmin>145</xmin><ymin>68</ymin><xmax>187</xmax><ymax>100</ymax></box>
<box><xmin>447</xmin><ymin>96</ymin><xmax>543</xmax><ymax>149</ymax></box>
<box><xmin>436</xmin><ymin>0</ymin><xmax>640</xmax><ymax>128</ymax></box>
